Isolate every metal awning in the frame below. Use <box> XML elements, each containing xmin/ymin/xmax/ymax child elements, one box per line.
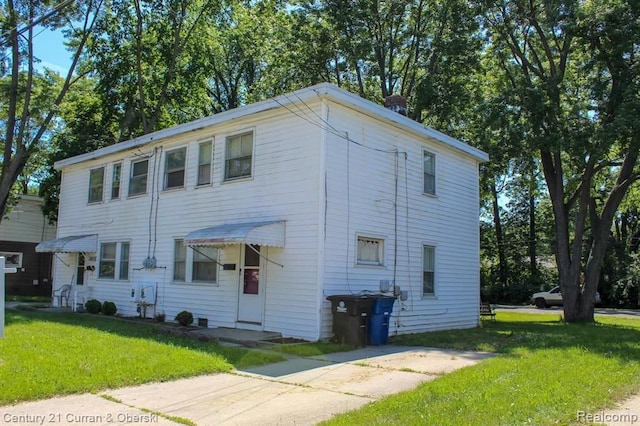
<box><xmin>35</xmin><ymin>234</ymin><xmax>98</xmax><ymax>253</ymax></box>
<box><xmin>184</xmin><ymin>221</ymin><xmax>286</xmax><ymax>247</ymax></box>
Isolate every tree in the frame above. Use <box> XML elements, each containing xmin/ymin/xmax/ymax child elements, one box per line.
<box><xmin>481</xmin><ymin>0</ymin><xmax>640</xmax><ymax>321</ymax></box>
<box><xmin>0</xmin><ymin>0</ymin><xmax>103</xmax><ymax>223</ymax></box>
<box><xmin>86</xmin><ymin>0</ymin><xmax>220</xmax><ymax>139</ymax></box>
<box><xmin>40</xmin><ymin>76</ymin><xmax>118</xmax><ymax>223</ymax></box>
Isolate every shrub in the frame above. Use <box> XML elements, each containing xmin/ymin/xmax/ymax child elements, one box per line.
<box><xmin>102</xmin><ymin>301</ymin><xmax>117</xmax><ymax>316</ymax></box>
<box><xmin>175</xmin><ymin>310</ymin><xmax>193</xmax><ymax>326</ymax></box>
<box><xmin>85</xmin><ymin>299</ymin><xmax>102</xmax><ymax>314</ymax></box>
<box><xmin>154</xmin><ymin>312</ymin><xmax>166</xmax><ymax>323</ymax></box>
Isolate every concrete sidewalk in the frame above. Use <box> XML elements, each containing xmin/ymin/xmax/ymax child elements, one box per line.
<box><xmin>1</xmin><ymin>345</ymin><xmax>494</xmax><ymax>426</ymax></box>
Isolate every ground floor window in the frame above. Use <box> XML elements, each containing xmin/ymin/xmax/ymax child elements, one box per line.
<box><xmin>99</xmin><ymin>242</ymin><xmax>130</xmax><ymax>280</ymax></box>
<box><xmin>174</xmin><ymin>239</ymin><xmax>218</xmax><ymax>284</ymax></box>
<box><xmin>423</xmin><ymin>245</ymin><xmax>435</xmax><ymax>295</ymax></box>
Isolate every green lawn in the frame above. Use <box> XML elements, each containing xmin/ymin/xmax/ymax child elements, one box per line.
<box><xmin>323</xmin><ymin>312</ymin><xmax>640</xmax><ymax>425</ymax></box>
<box><xmin>0</xmin><ymin>309</ymin><xmax>284</xmax><ymax>405</ymax></box>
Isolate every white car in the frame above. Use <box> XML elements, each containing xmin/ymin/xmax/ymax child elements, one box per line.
<box><xmin>531</xmin><ymin>286</ymin><xmax>601</xmax><ymax>309</ymax></box>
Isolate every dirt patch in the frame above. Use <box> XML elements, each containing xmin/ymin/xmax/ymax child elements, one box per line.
<box><xmin>262</xmin><ymin>337</ymin><xmax>309</xmax><ymax>344</ymax></box>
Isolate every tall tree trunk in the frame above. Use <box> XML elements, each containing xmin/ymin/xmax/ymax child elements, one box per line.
<box><xmin>528</xmin><ymin>193</ymin><xmax>537</xmax><ymax>279</ymax></box>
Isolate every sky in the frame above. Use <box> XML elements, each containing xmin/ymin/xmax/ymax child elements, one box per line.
<box><xmin>33</xmin><ymin>27</ymin><xmax>73</xmax><ymax>75</ymax></box>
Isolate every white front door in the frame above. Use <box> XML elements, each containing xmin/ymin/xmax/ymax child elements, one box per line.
<box><xmin>237</xmin><ymin>244</ymin><xmax>264</xmax><ymax>324</ymax></box>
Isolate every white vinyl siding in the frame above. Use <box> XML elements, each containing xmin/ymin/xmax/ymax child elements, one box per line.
<box><xmin>129</xmin><ymin>159</ymin><xmax>148</xmax><ymax>196</ymax></box>
<box><xmin>165</xmin><ymin>147</ymin><xmax>186</xmax><ymax>189</ymax></box>
<box><xmin>423</xmin><ymin>151</ymin><xmax>436</xmax><ymax>195</ymax></box>
<box><xmin>197</xmin><ymin>141</ymin><xmax>212</xmax><ymax>185</ymax></box>
<box><xmin>88</xmin><ymin>167</ymin><xmax>104</xmax><ymax>203</ymax></box>
<box><xmin>224</xmin><ymin>132</ymin><xmax>253</xmax><ymax>180</ymax></box>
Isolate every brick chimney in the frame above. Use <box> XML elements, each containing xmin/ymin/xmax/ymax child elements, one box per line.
<box><xmin>384</xmin><ymin>95</ymin><xmax>407</xmax><ymax>116</ymax></box>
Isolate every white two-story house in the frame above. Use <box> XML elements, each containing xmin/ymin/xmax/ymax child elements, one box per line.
<box><xmin>37</xmin><ymin>83</ymin><xmax>488</xmax><ymax>341</ymax></box>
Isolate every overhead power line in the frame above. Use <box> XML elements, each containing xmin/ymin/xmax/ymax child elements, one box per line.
<box><xmin>1</xmin><ymin>0</ymin><xmax>75</xmax><ymax>45</ymax></box>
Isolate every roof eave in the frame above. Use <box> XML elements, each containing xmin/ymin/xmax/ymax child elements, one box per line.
<box><xmin>54</xmin><ymin>83</ymin><xmax>488</xmax><ymax>169</ymax></box>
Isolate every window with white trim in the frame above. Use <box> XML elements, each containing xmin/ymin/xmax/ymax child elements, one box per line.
<box><xmin>357</xmin><ymin>236</ymin><xmax>384</xmax><ymax>266</ymax></box>
<box><xmin>224</xmin><ymin>132</ymin><xmax>253</xmax><ymax>180</ymax></box>
<box><xmin>111</xmin><ymin>163</ymin><xmax>122</xmax><ymax>199</ymax></box>
<box><xmin>119</xmin><ymin>242</ymin><xmax>130</xmax><ymax>280</ymax></box>
<box><xmin>423</xmin><ymin>151</ymin><xmax>436</xmax><ymax>195</ymax></box>
<box><xmin>173</xmin><ymin>239</ymin><xmax>218</xmax><ymax>284</ymax></box>
<box><xmin>88</xmin><ymin>167</ymin><xmax>105</xmax><ymax>203</ymax></box>
<box><xmin>197</xmin><ymin>140</ymin><xmax>213</xmax><ymax>185</ymax></box>
<box><xmin>174</xmin><ymin>240</ymin><xmax>186</xmax><ymax>281</ymax></box>
<box><xmin>164</xmin><ymin>147</ymin><xmax>186</xmax><ymax>189</ymax></box>
<box><xmin>423</xmin><ymin>245</ymin><xmax>435</xmax><ymax>295</ymax></box>
<box><xmin>99</xmin><ymin>242</ymin><xmax>130</xmax><ymax>280</ymax></box>
<box><xmin>129</xmin><ymin>159</ymin><xmax>148</xmax><ymax>196</ymax></box>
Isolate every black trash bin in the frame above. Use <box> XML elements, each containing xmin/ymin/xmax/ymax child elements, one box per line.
<box><xmin>367</xmin><ymin>296</ymin><xmax>396</xmax><ymax>345</ymax></box>
<box><xmin>327</xmin><ymin>294</ymin><xmax>375</xmax><ymax>346</ymax></box>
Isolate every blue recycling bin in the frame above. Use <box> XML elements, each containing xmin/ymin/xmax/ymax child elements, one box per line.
<box><xmin>367</xmin><ymin>296</ymin><xmax>396</xmax><ymax>345</ymax></box>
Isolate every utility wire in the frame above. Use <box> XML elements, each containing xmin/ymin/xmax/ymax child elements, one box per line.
<box><xmin>1</xmin><ymin>0</ymin><xmax>75</xmax><ymax>45</ymax></box>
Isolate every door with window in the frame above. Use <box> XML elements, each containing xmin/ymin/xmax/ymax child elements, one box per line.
<box><xmin>76</xmin><ymin>253</ymin><xmax>86</xmax><ymax>286</ymax></box>
<box><xmin>237</xmin><ymin>244</ymin><xmax>264</xmax><ymax>324</ymax></box>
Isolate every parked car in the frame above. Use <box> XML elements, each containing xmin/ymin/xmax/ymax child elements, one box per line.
<box><xmin>531</xmin><ymin>286</ymin><xmax>601</xmax><ymax>309</ymax></box>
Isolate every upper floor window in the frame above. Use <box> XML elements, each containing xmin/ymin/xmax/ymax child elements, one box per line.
<box><xmin>225</xmin><ymin>132</ymin><xmax>253</xmax><ymax>180</ymax></box>
<box><xmin>129</xmin><ymin>159</ymin><xmax>148</xmax><ymax>196</ymax></box>
<box><xmin>423</xmin><ymin>151</ymin><xmax>436</xmax><ymax>195</ymax></box>
<box><xmin>98</xmin><ymin>241</ymin><xmax>130</xmax><ymax>280</ymax></box>
<box><xmin>111</xmin><ymin>163</ymin><xmax>122</xmax><ymax>199</ymax></box>
<box><xmin>88</xmin><ymin>167</ymin><xmax>105</xmax><ymax>203</ymax></box>
<box><xmin>164</xmin><ymin>147</ymin><xmax>186</xmax><ymax>189</ymax></box>
<box><xmin>357</xmin><ymin>236</ymin><xmax>384</xmax><ymax>266</ymax></box>
<box><xmin>197</xmin><ymin>141</ymin><xmax>213</xmax><ymax>186</ymax></box>
<box><xmin>423</xmin><ymin>245</ymin><xmax>435</xmax><ymax>295</ymax></box>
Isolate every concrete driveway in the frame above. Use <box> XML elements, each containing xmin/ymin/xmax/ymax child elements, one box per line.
<box><xmin>1</xmin><ymin>345</ymin><xmax>494</xmax><ymax>426</ymax></box>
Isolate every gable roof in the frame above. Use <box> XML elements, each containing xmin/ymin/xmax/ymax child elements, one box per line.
<box><xmin>55</xmin><ymin>83</ymin><xmax>488</xmax><ymax>170</ymax></box>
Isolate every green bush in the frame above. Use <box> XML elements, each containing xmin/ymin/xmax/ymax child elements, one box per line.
<box><xmin>102</xmin><ymin>301</ymin><xmax>117</xmax><ymax>316</ymax></box>
<box><xmin>85</xmin><ymin>299</ymin><xmax>102</xmax><ymax>314</ymax></box>
<box><xmin>175</xmin><ymin>310</ymin><xmax>193</xmax><ymax>326</ymax></box>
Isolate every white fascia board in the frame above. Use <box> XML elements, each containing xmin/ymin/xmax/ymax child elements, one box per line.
<box><xmin>55</xmin><ymin>83</ymin><xmax>488</xmax><ymax>170</ymax></box>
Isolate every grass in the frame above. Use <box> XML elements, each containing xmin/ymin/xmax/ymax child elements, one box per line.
<box><xmin>322</xmin><ymin>312</ymin><xmax>640</xmax><ymax>425</ymax></box>
<box><xmin>0</xmin><ymin>309</ymin><xmax>284</xmax><ymax>405</ymax></box>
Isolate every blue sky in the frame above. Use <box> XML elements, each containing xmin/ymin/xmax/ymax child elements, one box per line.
<box><xmin>33</xmin><ymin>27</ymin><xmax>73</xmax><ymax>74</ymax></box>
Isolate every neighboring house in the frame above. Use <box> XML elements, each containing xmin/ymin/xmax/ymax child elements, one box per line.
<box><xmin>37</xmin><ymin>83</ymin><xmax>488</xmax><ymax>341</ymax></box>
<box><xmin>1</xmin><ymin>195</ymin><xmax>56</xmax><ymax>297</ymax></box>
